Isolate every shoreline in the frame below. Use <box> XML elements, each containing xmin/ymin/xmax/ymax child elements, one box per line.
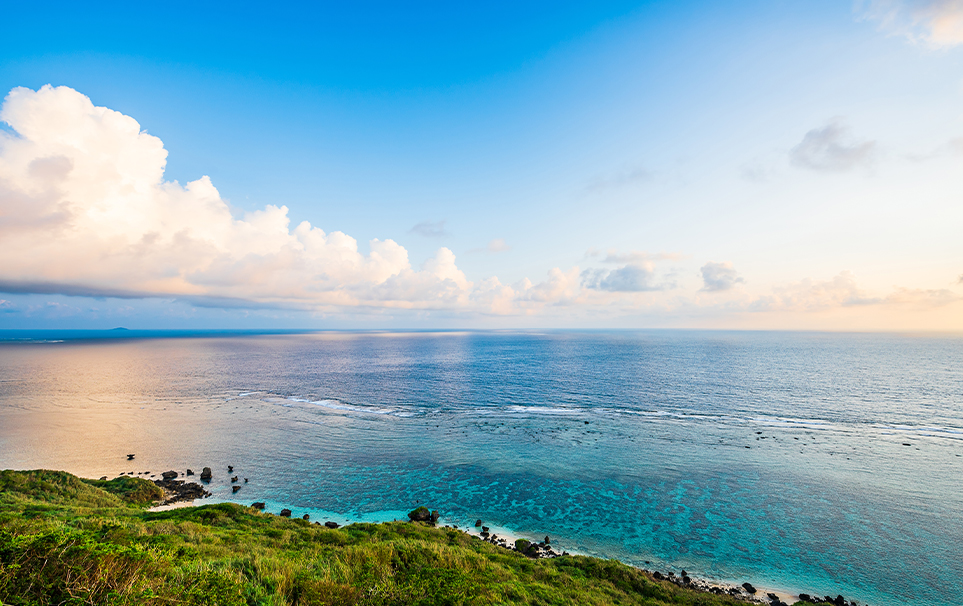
<box><xmin>119</xmin><ymin>463</ymin><xmax>856</xmax><ymax>606</ymax></box>
<box><xmin>144</xmin><ymin>497</ymin><xmax>805</xmax><ymax>605</ymax></box>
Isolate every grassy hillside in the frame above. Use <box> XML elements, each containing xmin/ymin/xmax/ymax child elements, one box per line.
<box><xmin>0</xmin><ymin>469</ymin><xmax>813</xmax><ymax>606</ymax></box>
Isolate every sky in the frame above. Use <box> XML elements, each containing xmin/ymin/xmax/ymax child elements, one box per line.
<box><xmin>1</xmin><ymin>0</ymin><xmax>962</xmax><ymax>330</ymax></box>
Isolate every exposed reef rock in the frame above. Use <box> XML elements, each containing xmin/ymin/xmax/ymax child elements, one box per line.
<box><xmin>153</xmin><ymin>477</ymin><xmax>211</xmax><ymax>506</ymax></box>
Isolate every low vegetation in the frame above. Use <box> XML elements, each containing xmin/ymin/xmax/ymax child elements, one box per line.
<box><xmin>0</xmin><ymin>469</ymin><xmax>821</xmax><ymax>605</ymax></box>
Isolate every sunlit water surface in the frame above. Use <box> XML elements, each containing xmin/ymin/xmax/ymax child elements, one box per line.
<box><xmin>1</xmin><ymin>331</ymin><xmax>961</xmax><ymax>606</ymax></box>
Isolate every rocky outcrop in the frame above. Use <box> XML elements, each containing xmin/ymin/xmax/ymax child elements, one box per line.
<box><xmin>407</xmin><ymin>506</ymin><xmax>439</xmax><ymax>524</ymax></box>
<box><xmin>200</xmin><ymin>467</ymin><xmax>212</xmax><ymax>481</ymax></box>
<box><xmin>153</xmin><ymin>478</ymin><xmax>211</xmax><ymax>506</ymax></box>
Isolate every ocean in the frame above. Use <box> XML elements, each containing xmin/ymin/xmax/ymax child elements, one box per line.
<box><xmin>0</xmin><ymin>330</ymin><xmax>960</xmax><ymax>606</ymax></box>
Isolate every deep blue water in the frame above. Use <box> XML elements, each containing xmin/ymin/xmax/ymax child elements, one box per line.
<box><xmin>0</xmin><ymin>330</ymin><xmax>960</xmax><ymax>606</ymax></box>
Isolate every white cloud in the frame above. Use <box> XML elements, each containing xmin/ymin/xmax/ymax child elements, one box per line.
<box><xmin>700</xmin><ymin>262</ymin><xmax>744</xmax><ymax>292</ymax></box>
<box><xmin>790</xmin><ymin>120</ymin><xmax>876</xmax><ymax>172</ymax></box>
<box><xmin>749</xmin><ymin>271</ymin><xmax>881</xmax><ymax>312</ymax></box>
<box><xmin>859</xmin><ymin>0</ymin><xmax>963</xmax><ymax>47</ymax></box>
<box><xmin>0</xmin><ymin>86</ymin><xmax>483</xmax><ymax>311</ymax></box>
<box><xmin>582</xmin><ymin>264</ymin><xmax>666</xmax><ymax>292</ymax></box>
<box><xmin>0</xmin><ymin>85</ymin><xmax>597</xmax><ymax>318</ymax></box>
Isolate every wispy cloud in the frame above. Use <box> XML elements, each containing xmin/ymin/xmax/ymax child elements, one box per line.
<box><xmin>585</xmin><ymin>249</ymin><xmax>682</xmax><ymax>264</ymax></box>
<box><xmin>790</xmin><ymin>119</ymin><xmax>876</xmax><ymax>172</ymax></box>
<box><xmin>467</xmin><ymin>238</ymin><xmax>512</xmax><ymax>255</ymax></box>
<box><xmin>858</xmin><ymin>0</ymin><xmax>963</xmax><ymax>47</ymax></box>
<box><xmin>585</xmin><ymin>165</ymin><xmax>651</xmax><ymax>193</ymax></box>
<box><xmin>409</xmin><ymin>220</ymin><xmax>449</xmax><ymax>238</ymax></box>
<box><xmin>749</xmin><ymin>271</ymin><xmax>880</xmax><ymax>312</ymax></box>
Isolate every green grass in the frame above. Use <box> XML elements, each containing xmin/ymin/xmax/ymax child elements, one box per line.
<box><xmin>0</xmin><ymin>469</ymin><xmax>809</xmax><ymax>605</ymax></box>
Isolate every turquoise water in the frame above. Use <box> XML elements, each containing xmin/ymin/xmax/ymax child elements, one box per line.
<box><xmin>0</xmin><ymin>330</ymin><xmax>960</xmax><ymax>605</ymax></box>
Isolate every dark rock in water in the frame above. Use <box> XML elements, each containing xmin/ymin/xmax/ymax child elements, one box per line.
<box><xmin>408</xmin><ymin>506</ymin><xmax>432</xmax><ymax>522</ymax></box>
<box><xmin>200</xmin><ymin>467</ymin><xmax>212</xmax><ymax>481</ymax></box>
<box><xmin>302</xmin><ymin>514</ymin><xmax>309</xmax><ymax>520</ymax></box>
<box><xmin>475</xmin><ymin>519</ymin><xmax>482</xmax><ymax>527</ymax></box>
<box><xmin>127</xmin><ymin>454</ymin><xmax>135</xmax><ymax>460</ymax></box>
<box><xmin>186</xmin><ymin>469</ymin><xmax>194</xmax><ymax>476</ymax></box>
<box><xmin>279</xmin><ymin>509</ymin><xmax>292</xmax><ymax>518</ymax></box>
<box><xmin>161</xmin><ymin>470</ymin><xmax>178</xmax><ymax>480</ymax></box>
<box><xmin>767</xmin><ymin>593</ymin><xmax>778</xmax><ymax>601</ymax></box>
<box><xmin>99</xmin><ymin>476</ymin><xmax>107</xmax><ymax>481</ymax></box>
<box><xmin>231</xmin><ymin>476</ymin><xmax>238</xmax><ymax>483</ymax></box>
<box><xmin>244</xmin><ymin>478</ymin><xmax>248</xmax><ymax>483</ymax></box>
<box><xmin>653</xmin><ymin>571</ymin><xmax>664</xmax><ymax>580</ymax></box>
<box><xmin>742</xmin><ymin>582</ymin><xmax>756</xmax><ymax>594</ymax></box>
<box><xmin>232</xmin><ymin>486</ymin><xmax>241</xmax><ymax>493</ymax></box>
<box><xmin>833</xmin><ymin>596</ymin><xmax>845</xmax><ymax>606</ymax></box>
<box><xmin>251</xmin><ymin>502</ymin><xmax>266</xmax><ymax>510</ymax></box>
<box><xmin>325</xmin><ymin>521</ymin><xmax>339</xmax><ymax>529</ymax></box>
<box><xmin>545</xmin><ymin>535</ymin><xmax>551</xmax><ymax>544</ymax></box>
<box><xmin>430</xmin><ymin>510</ymin><xmax>440</xmax><ymax>523</ymax></box>
<box><xmin>682</xmin><ymin>576</ymin><xmax>691</xmax><ymax>584</ymax></box>
<box><xmin>481</xmin><ymin>526</ymin><xmax>489</xmax><ymax>532</ymax></box>
<box><xmin>153</xmin><ymin>478</ymin><xmax>212</xmax><ymax>506</ymax></box>
<box><xmin>228</xmin><ymin>465</ymin><xmax>234</xmax><ymax>472</ymax></box>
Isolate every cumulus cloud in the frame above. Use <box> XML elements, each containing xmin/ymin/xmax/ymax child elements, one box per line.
<box><xmin>0</xmin><ymin>85</ymin><xmax>589</xmax><ymax>316</ymax></box>
<box><xmin>582</xmin><ymin>265</ymin><xmax>663</xmax><ymax>292</ymax></box>
<box><xmin>700</xmin><ymin>262</ymin><xmax>744</xmax><ymax>292</ymax></box>
<box><xmin>859</xmin><ymin>0</ymin><xmax>963</xmax><ymax>47</ymax></box>
<box><xmin>409</xmin><ymin>219</ymin><xmax>448</xmax><ymax>237</ymax></box>
<box><xmin>790</xmin><ymin>120</ymin><xmax>876</xmax><ymax>172</ymax></box>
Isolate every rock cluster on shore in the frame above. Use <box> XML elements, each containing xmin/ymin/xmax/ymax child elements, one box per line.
<box><xmin>153</xmin><ymin>475</ymin><xmax>211</xmax><ymax>506</ymax></box>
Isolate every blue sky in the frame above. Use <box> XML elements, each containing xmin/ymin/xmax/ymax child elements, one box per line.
<box><xmin>1</xmin><ymin>1</ymin><xmax>962</xmax><ymax>329</ymax></box>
